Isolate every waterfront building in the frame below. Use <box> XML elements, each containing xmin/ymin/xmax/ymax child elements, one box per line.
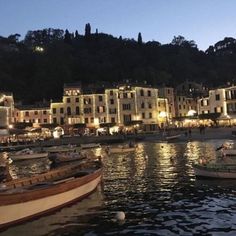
<box><xmin>50</xmin><ymin>83</ymin><xmax>167</xmax><ymax>133</ymax></box>
<box><xmin>175</xmin><ymin>95</ymin><xmax>197</xmax><ymax>117</ymax></box>
<box><xmin>158</xmin><ymin>87</ymin><xmax>176</xmax><ymax>119</ymax></box>
<box><xmin>198</xmin><ymin>86</ymin><xmax>236</xmax><ymax>126</ymax></box>
<box><xmin>157</xmin><ymin>97</ymin><xmax>169</xmax><ymax>128</ymax></box>
<box><xmin>14</xmin><ymin>106</ymin><xmax>50</xmax><ymax>125</ymax></box>
<box><xmin>0</xmin><ymin>92</ymin><xmax>14</xmax><ymax>126</ymax></box>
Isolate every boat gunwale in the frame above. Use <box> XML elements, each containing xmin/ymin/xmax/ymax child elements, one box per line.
<box><xmin>0</xmin><ymin>167</ymin><xmax>102</xmax><ymax>205</ymax></box>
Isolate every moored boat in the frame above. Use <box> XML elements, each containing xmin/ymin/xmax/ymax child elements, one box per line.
<box><xmin>164</xmin><ymin>134</ymin><xmax>182</xmax><ymax>141</ymax></box>
<box><xmin>223</xmin><ymin>149</ymin><xmax>236</xmax><ymax>156</ymax></box>
<box><xmin>49</xmin><ymin>151</ymin><xmax>87</xmax><ymax>164</ymax></box>
<box><xmin>193</xmin><ymin>162</ymin><xmax>236</xmax><ymax>178</ymax></box>
<box><xmin>9</xmin><ymin>148</ymin><xmax>48</xmax><ymax>161</ymax></box>
<box><xmin>80</xmin><ymin>143</ymin><xmax>101</xmax><ymax>149</ymax></box>
<box><xmin>0</xmin><ymin>160</ymin><xmax>103</xmax><ymax>229</ymax></box>
<box><xmin>106</xmin><ymin>145</ymin><xmax>136</xmax><ymax>154</ymax></box>
<box><xmin>44</xmin><ymin>145</ymin><xmax>77</xmax><ymax>153</ymax></box>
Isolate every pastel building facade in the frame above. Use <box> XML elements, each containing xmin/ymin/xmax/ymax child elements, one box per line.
<box><xmin>0</xmin><ymin>92</ymin><xmax>15</xmax><ymax>128</ymax></box>
<box><xmin>50</xmin><ymin>84</ymin><xmax>166</xmax><ymax>131</ymax></box>
<box><xmin>14</xmin><ymin>106</ymin><xmax>50</xmax><ymax>125</ymax></box>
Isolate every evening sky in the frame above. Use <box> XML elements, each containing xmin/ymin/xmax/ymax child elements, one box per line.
<box><xmin>0</xmin><ymin>0</ymin><xmax>236</xmax><ymax>50</ymax></box>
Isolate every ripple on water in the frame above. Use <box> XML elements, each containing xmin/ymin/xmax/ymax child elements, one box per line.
<box><xmin>2</xmin><ymin>141</ymin><xmax>236</xmax><ymax>236</ymax></box>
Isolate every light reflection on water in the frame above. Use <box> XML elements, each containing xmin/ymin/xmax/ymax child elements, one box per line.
<box><xmin>2</xmin><ymin>140</ymin><xmax>236</xmax><ymax>236</ymax></box>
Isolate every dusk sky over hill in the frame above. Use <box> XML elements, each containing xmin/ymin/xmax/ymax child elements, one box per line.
<box><xmin>0</xmin><ymin>0</ymin><xmax>236</xmax><ymax>50</ymax></box>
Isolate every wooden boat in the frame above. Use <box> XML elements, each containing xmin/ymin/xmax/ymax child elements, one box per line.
<box><xmin>44</xmin><ymin>145</ymin><xmax>77</xmax><ymax>153</ymax></box>
<box><xmin>164</xmin><ymin>134</ymin><xmax>181</xmax><ymax>141</ymax></box>
<box><xmin>106</xmin><ymin>145</ymin><xmax>136</xmax><ymax>154</ymax></box>
<box><xmin>9</xmin><ymin>148</ymin><xmax>48</xmax><ymax>161</ymax></box>
<box><xmin>49</xmin><ymin>151</ymin><xmax>86</xmax><ymax>164</ymax></box>
<box><xmin>223</xmin><ymin>149</ymin><xmax>236</xmax><ymax>156</ymax></box>
<box><xmin>215</xmin><ymin>142</ymin><xmax>236</xmax><ymax>156</ymax></box>
<box><xmin>0</xmin><ymin>160</ymin><xmax>103</xmax><ymax>229</ymax></box>
<box><xmin>80</xmin><ymin>143</ymin><xmax>101</xmax><ymax>149</ymax></box>
<box><xmin>193</xmin><ymin>162</ymin><xmax>236</xmax><ymax>178</ymax></box>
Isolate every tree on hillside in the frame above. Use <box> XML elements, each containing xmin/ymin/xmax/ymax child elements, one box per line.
<box><xmin>64</xmin><ymin>29</ymin><xmax>71</xmax><ymax>44</ymax></box>
<box><xmin>75</xmin><ymin>30</ymin><xmax>79</xmax><ymax>39</ymax></box>
<box><xmin>138</xmin><ymin>32</ymin><xmax>142</xmax><ymax>45</ymax></box>
<box><xmin>171</xmin><ymin>35</ymin><xmax>197</xmax><ymax>48</ymax></box>
<box><xmin>85</xmin><ymin>23</ymin><xmax>91</xmax><ymax>38</ymax></box>
<box><xmin>24</xmin><ymin>28</ymin><xmax>64</xmax><ymax>47</ymax></box>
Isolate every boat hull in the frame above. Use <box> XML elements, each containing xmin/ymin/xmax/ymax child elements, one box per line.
<box><xmin>224</xmin><ymin>149</ymin><xmax>236</xmax><ymax>156</ymax></box>
<box><xmin>193</xmin><ymin>164</ymin><xmax>236</xmax><ymax>178</ymax></box>
<box><xmin>80</xmin><ymin>143</ymin><xmax>101</xmax><ymax>149</ymax></box>
<box><xmin>0</xmin><ymin>168</ymin><xmax>102</xmax><ymax>228</ymax></box>
<box><xmin>10</xmin><ymin>152</ymin><xmax>48</xmax><ymax>161</ymax></box>
<box><xmin>108</xmin><ymin>147</ymin><xmax>136</xmax><ymax>154</ymax></box>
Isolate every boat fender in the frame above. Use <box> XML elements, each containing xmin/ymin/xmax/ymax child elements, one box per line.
<box><xmin>115</xmin><ymin>211</ymin><xmax>125</xmax><ymax>221</ymax></box>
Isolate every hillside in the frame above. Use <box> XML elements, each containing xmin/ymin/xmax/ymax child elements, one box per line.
<box><xmin>0</xmin><ymin>27</ymin><xmax>236</xmax><ymax>103</ymax></box>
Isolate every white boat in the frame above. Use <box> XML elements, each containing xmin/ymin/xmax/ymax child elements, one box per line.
<box><xmin>106</xmin><ymin>145</ymin><xmax>136</xmax><ymax>154</ymax></box>
<box><xmin>44</xmin><ymin>145</ymin><xmax>77</xmax><ymax>153</ymax></box>
<box><xmin>164</xmin><ymin>134</ymin><xmax>181</xmax><ymax>141</ymax></box>
<box><xmin>193</xmin><ymin>162</ymin><xmax>236</xmax><ymax>178</ymax></box>
<box><xmin>0</xmin><ymin>161</ymin><xmax>103</xmax><ymax>229</ymax></box>
<box><xmin>216</xmin><ymin>142</ymin><xmax>236</xmax><ymax>156</ymax></box>
<box><xmin>223</xmin><ymin>149</ymin><xmax>236</xmax><ymax>156</ymax></box>
<box><xmin>9</xmin><ymin>149</ymin><xmax>48</xmax><ymax>161</ymax></box>
<box><xmin>49</xmin><ymin>151</ymin><xmax>86</xmax><ymax>164</ymax></box>
<box><xmin>80</xmin><ymin>143</ymin><xmax>101</xmax><ymax>149</ymax></box>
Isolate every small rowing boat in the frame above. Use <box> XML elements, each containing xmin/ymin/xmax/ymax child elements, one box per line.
<box><xmin>49</xmin><ymin>151</ymin><xmax>86</xmax><ymax>164</ymax></box>
<box><xmin>0</xmin><ymin>160</ymin><xmax>103</xmax><ymax>229</ymax></box>
<box><xmin>80</xmin><ymin>143</ymin><xmax>101</xmax><ymax>149</ymax></box>
<box><xmin>106</xmin><ymin>145</ymin><xmax>136</xmax><ymax>154</ymax></box>
<box><xmin>9</xmin><ymin>148</ymin><xmax>48</xmax><ymax>161</ymax></box>
<box><xmin>193</xmin><ymin>162</ymin><xmax>236</xmax><ymax>179</ymax></box>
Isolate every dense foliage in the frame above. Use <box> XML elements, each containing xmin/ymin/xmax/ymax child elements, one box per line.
<box><xmin>0</xmin><ymin>26</ymin><xmax>236</xmax><ymax>104</ymax></box>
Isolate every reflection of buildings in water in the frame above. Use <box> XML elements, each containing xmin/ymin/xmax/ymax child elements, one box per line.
<box><xmin>3</xmin><ymin>185</ymin><xmax>104</xmax><ymax>236</ymax></box>
<box><xmin>184</xmin><ymin>141</ymin><xmax>216</xmax><ymax>162</ymax></box>
<box><xmin>93</xmin><ymin>147</ymin><xmax>103</xmax><ymax>157</ymax></box>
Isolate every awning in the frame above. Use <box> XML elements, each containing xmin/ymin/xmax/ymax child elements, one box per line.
<box><xmin>72</xmin><ymin>123</ymin><xmax>86</xmax><ymax>128</ymax></box>
<box><xmin>124</xmin><ymin>120</ymin><xmax>143</xmax><ymax>126</ymax></box>
<box><xmin>198</xmin><ymin>113</ymin><xmax>221</xmax><ymax>120</ymax></box>
<box><xmin>99</xmin><ymin>122</ymin><xmax>116</xmax><ymax>128</ymax></box>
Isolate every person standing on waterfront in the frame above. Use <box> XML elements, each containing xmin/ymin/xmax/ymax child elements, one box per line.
<box><xmin>188</xmin><ymin>128</ymin><xmax>192</xmax><ymax>138</ymax></box>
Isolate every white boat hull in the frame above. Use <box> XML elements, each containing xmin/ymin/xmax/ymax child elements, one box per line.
<box><xmin>0</xmin><ymin>172</ymin><xmax>102</xmax><ymax>227</ymax></box>
<box><xmin>80</xmin><ymin>143</ymin><xmax>101</xmax><ymax>149</ymax></box>
<box><xmin>108</xmin><ymin>147</ymin><xmax>136</xmax><ymax>154</ymax></box>
<box><xmin>193</xmin><ymin>165</ymin><xmax>236</xmax><ymax>178</ymax></box>
<box><xmin>164</xmin><ymin>134</ymin><xmax>181</xmax><ymax>141</ymax></box>
<box><xmin>10</xmin><ymin>152</ymin><xmax>48</xmax><ymax>161</ymax></box>
<box><xmin>224</xmin><ymin>149</ymin><xmax>236</xmax><ymax>156</ymax></box>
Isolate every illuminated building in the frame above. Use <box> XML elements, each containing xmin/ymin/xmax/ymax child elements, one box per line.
<box><xmin>0</xmin><ymin>93</ymin><xmax>14</xmax><ymax>127</ymax></box>
<box><xmin>14</xmin><ymin>106</ymin><xmax>50</xmax><ymax>125</ymax></box>
<box><xmin>50</xmin><ymin>83</ymin><xmax>168</xmax><ymax>132</ymax></box>
<box><xmin>158</xmin><ymin>87</ymin><xmax>176</xmax><ymax>119</ymax></box>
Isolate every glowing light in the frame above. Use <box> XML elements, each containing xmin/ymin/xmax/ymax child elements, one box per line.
<box><xmin>187</xmin><ymin>110</ymin><xmax>197</xmax><ymax>116</ymax></box>
<box><xmin>94</xmin><ymin>118</ymin><xmax>99</xmax><ymax>126</ymax></box>
<box><xmin>8</xmin><ymin>124</ymin><xmax>13</xmax><ymax>129</ymax></box>
<box><xmin>35</xmin><ymin>46</ymin><xmax>44</xmax><ymax>52</ymax></box>
<box><xmin>159</xmin><ymin>111</ymin><xmax>167</xmax><ymax>118</ymax></box>
<box><xmin>53</xmin><ymin>127</ymin><xmax>64</xmax><ymax>139</ymax></box>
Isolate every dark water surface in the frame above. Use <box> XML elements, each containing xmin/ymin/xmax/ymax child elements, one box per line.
<box><xmin>2</xmin><ymin>140</ymin><xmax>236</xmax><ymax>236</ymax></box>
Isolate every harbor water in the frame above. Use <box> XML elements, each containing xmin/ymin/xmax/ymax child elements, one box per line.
<box><xmin>2</xmin><ymin>139</ymin><xmax>236</xmax><ymax>236</ymax></box>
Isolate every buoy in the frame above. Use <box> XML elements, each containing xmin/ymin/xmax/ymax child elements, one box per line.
<box><xmin>115</xmin><ymin>211</ymin><xmax>125</xmax><ymax>221</ymax></box>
